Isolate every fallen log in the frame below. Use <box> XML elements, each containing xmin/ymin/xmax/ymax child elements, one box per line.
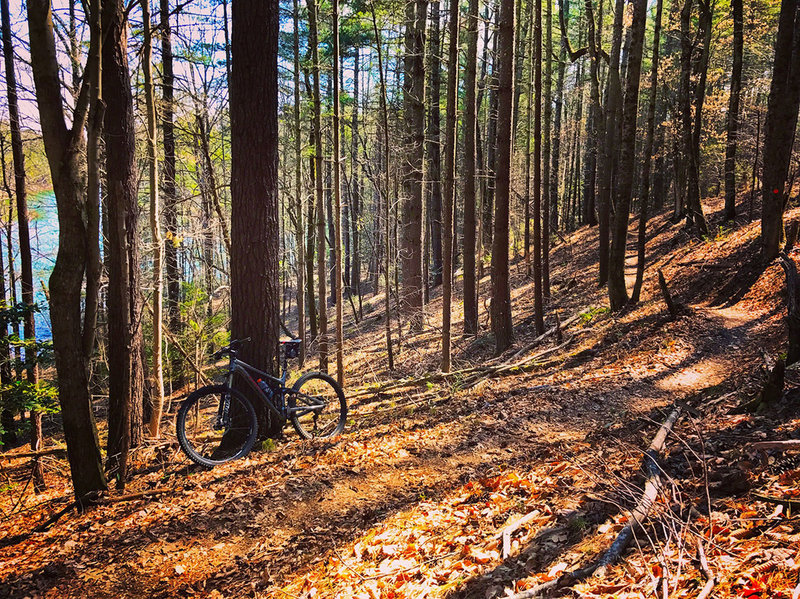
<box><xmin>0</xmin><ymin>447</ymin><xmax>67</xmax><ymax>460</ymax></box>
<box><xmin>508</xmin><ymin>407</ymin><xmax>682</xmax><ymax>599</ymax></box>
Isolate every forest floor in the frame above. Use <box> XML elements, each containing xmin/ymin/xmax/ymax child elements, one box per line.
<box><xmin>2</xmin><ymin>194</ymin><xmax>800</xmax><ymax>598</ymax></box>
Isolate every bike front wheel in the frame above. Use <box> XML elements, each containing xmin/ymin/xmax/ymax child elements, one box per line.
<box><xmin>288</xmin><ymin>372</ymin><xmax>347</xmax><ymax>439</ymax></box>
<box><xmin>176</xmin><ymin>385</ymin><xmax>258</xmax><ymax>467</ymax></box>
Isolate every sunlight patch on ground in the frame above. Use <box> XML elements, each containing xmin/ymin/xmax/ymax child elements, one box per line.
<box><xmin>655</xmin><ymin>357</ymin><xmax>729</xmax><ymax>391</ymax></box>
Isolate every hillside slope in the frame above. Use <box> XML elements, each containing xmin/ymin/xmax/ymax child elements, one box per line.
<box><xmin>1</xmin><ymin>195</ymin><xmax>799</xmax><ymax>599</ymax></box>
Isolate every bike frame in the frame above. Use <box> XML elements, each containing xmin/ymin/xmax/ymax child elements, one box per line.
<box><xmin>222</xmin><ymin>351</ymin><xmax>324</xmax><ymax>421</ymax></box>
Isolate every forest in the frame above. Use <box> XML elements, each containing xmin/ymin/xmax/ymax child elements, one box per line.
<box><xmin>1</xmin><ymin>0</ymin><xmax>800</xmax><ymax>596</ymax></box>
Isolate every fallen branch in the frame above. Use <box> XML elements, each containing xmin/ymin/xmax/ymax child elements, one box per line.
<box><xmin>0</xmin><ymin>447</ymin><xmax>67</xmax><ymax>461</ymax></box>
<box><xmin>94</xmin><ymin>487</ymin><xmax>174</xmax><ymax>504</ymax></box>
<box><xmin>658</xmin><ymin>269</ymin><xmax>683</xmax><ymax>318</ymax></box>
<box><xmin>508</xmin><ymin>407</ymin><xmax>682</xmax><ymax>598</ymax></box>
<box><xmin>500</xmin><ymin>510</ymin><xmax>542</xmax><ymax>559</ymax></box>
<box><xmin>750</xmin><ymin>440</ymin><xmax>800</xmax><ymax>452</ymax></box>
<box><xmin>751</xmin><ymin>493</ymin><xmax>800</xmax><ymax>510</ymax></box>
<box><xmin>0</xmin><ymin>491</ymin><xmax>101</xmax><ymax>548</ymax></box>
<box><xmin>696</xmin><ymin>537</ymin><xmax>715</xmax><ymax>599</ymax></box>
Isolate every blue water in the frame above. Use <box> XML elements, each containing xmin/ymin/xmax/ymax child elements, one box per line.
<box><xmin>7</xmin><ymin>190</ymin><xmax>57</xmax><ymax>340</ymax></box>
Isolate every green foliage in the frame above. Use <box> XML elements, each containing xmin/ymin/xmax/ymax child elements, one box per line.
<box><xmin>579</xmin><ymin>306</ymin><xmax>610</xmax><ymax>324</ymax></box>
<box><xmin>0</xmin><ymin>302</ymin><xmax>58</xmax><ymax>445</ymax></box>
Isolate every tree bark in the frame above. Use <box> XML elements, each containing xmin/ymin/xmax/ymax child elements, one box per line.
<box><xmin>491</xmin><ymin>0</ymin><xmax>516</xmax><ymax>354</ymax></box>
<box><xmin>308</xmin><ymin>0</ymin><xmax>328</xmax><ymax>371</ymax></box>
<box><xmin>441</xmin><ymin>0</ymin><xmax>459</xmax><ymax>372</ymax></box>
<box><xmin>372</xmin><ymin>8</ymin><xmax>395</xmax><ymax>370</ymax></box>
<box><xmin>161</xmin><ymin>0</ymin><xmax>181</xmax><ymax>384</ymax></box>
<box><xmin>608</xmin><ymin>0</ymin><xmax>648</xmax><ymax>311</ymax></box>
<box><xmin>427</xmin><ymin>1</ymin><xmax>443</xmax><ymax>288</ymax></box>
<box><xmin>532</xmin><ymin>0</ymin><xmax>544</xmax><ymax>334</ymax></box>
<box><xmin>293</xmin><ymin>0</ymin><xmax>305</xmax><ymax>364</ymax></box>
<box><xmin>551</xmin><ymin>0</ymin><xmax>567</xmax><ymax>234</ymax></box>
<box><xmin>142</xmin><ymin>0</ymin><xmax>165</xmax><ymax>439</ymax></box>
<box><xmin>401</xmin><ymin>0</ymin><xmax>428</xmax><ymax>332</ymax></box>
<box><xmin>332</xmin><ymin>0</ymin><xmax>345</xmax><ymax>386</ymax></box>
<box><xmin>761</xmin><ymin>0</ymin><xmax>800</xmax><ymax>259</ymax></box>
<box><xmin>723</xmin><ymin>0</ymin><xmax>743</xmax><ymax>222</ymax></box>
<box><xmin>463</xmin><ymin>0</ymin><xmax>480</xmax><ymax>336</ymax></box>
<box><xmin>103</xmin><ymin>0</ymin><xmax>144</xmax><ymax>486</ymax></box>
<box><xmin>230</xmin><ymin>0</ymin><xmax>282</xmax><ymax>436</ymax></box>
<box><xmin>631</xmin><ymin>0</ymin><xmax>663</xmax><ymax>304</ymax></box>
<box><xmin>596</xmin><ymin>0</ymin><xmax>625</xmax><ymax>286</ymax></box>
<box><xmin>542</xmin><ymin>0</ymin><xmax>553</xmax><ymax>297</ymax></box>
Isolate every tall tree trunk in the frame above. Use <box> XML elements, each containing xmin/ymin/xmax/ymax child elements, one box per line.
<box><xmin>142</xmin><ymin>0</ymin><xmax>165</xmax><ymax>439</ymax></box>
<box><xmin>491</xmin><ymin>0</ymin><xmax>515</xmax><ymax>354</ymax></box>
<box><xmin>761</xmin><ymin>0</ymin><xmax>800</xmax><ymax>259</ymax></box>
<box><xmin>427</xmin><ymin>1</ymin><xmax>443</xmax><ymax>288</ymax></box>
<box><xmin>582</xmin><ymin>0</ymin><xmax>600</xmax><ymax>229</ymax></box>
<box><xmin>230</xmin><ymin>0</ymin><xmax>281</xmax><ymax>435</ymax></box>
<box><xmin>679</xmin><ymin>0</ymin><xmax>708</xmax><ymax>234</ymax></box>
<box><xmin>608</xmin><ymin>0</ymin><xmax>648</xmax><ymax>311</ymax></box>
<box><xmin>631</xmin><ymin>0</ymin><xmax>663</xmax><ymax>304</ymax></box>
<box><xmin>441</xmin><ymin>0</ymin><xmax>459</xmax><ymax>372</ymax></box>
<box><xmin>308</xmin><ymin>0</ymin><xmax>328</xmax><ymax>371</ymax></box>
<box><xmin>463</xmin><ymin>0</ymin><xmax>480</xmax><ymax>336</ymax></box>
<box><xmin>542</xmin><ymin>0</ymin><xmax>553</xmax><ymax>297</ymax></box>
<box><xmin>401</xmin><ymin>0</ymin><xmax>428</xmax><ymax>332</ymax></box>
<box><xmin>2</xmin><ymin>0</ymin><xmax>45</xmax><ymax>491</ymax></box>
<box><xmin>372</xmin><ymin>8</ymin><xmax>395</xmax><ymax>370</ymax></box>
<box><xmin>524</xmin><ymin>0</ymin><xmax>533</xmax><ymax>277</ymax></box>
<box><xmin>723</xmin><ymin>0</ymin><xmax>743</xmax><ymax>222</ymax></box>
<box><xmin>161</xmin><ymin>0</ymin><xmax>181</xmax><ymax>384</ymax></box>
<box><xmin>103</xmin><ymin>0</ymin><xmax>144</xmax><ymax>487</ymax></box>
<box><xmin>332</xmin><ymin>0</ymin><xmax>344</xmax><ymax>386</ymax></box>
<box><xmin>485</xmin><ymin>10</ymin><xmax>499</xmax><ymax>251</ymax></box>
<box><xmin>27</xmin><ymin>0</ymin><xmax>107</xmax><ymax>500</ymax></box>
<box><xmin>532</xmin><ymin>0</ymin><xmax>544</xmax><ymax>334</ymax></box>
<box><xmin>350</xmin><ymin>49</ymin><xmax>361</xmax><ymax>313</ymax></box>
<box><xmin>293</xmin><ymin>0</ymin><xmax>305</xmax><ymax>364</ymax></box>
<box><xmin>551</xmin><ymin>0</ymin><xmax>568</xmax><ymax>233</ymax></box>
<box><xmin>596</xmin><ymin>0</ymin><xmax>624</xmax><ymax>285</ymax></box>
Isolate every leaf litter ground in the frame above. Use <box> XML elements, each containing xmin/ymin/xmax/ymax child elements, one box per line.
<box><xmin>1</xmin><ymin>195</ymin><xmax>800</xmax><ymax>598</ymax></box>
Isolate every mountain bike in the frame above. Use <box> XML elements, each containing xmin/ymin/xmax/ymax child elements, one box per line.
<box><xmin>176</xmin><ymin>337</ymin><xmax>347</xmax><ymax>467</ymax></box>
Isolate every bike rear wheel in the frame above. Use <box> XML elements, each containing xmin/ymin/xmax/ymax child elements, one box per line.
<box><xmin>176</xmin><ymin>385</ymin><xmax>258</xmax><ymax>467</ymax></box>
<box><xmin>288</xmin><ymin>372</ymin><xmax>347</xmax><ymax>439</ymax></box>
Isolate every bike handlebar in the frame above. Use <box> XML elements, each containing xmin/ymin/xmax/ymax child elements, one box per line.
<box><xmin>211</xmin><ymin>337</ymin><xmax>251</xmax><ymax>360</ymax></box>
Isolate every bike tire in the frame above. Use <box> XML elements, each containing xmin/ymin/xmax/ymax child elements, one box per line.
<box><xmin>176</xmin><ymin>385</ymin><xmax>258</xmax><ymax>467</ymax></box>
<box><xmin>288</xmin><ymin>372</ymin><xmax>347</xmax><ymax>440</ymax></box>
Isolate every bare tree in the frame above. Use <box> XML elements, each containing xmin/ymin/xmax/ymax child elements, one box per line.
<box><xmin>27</xmin><ymin>0</ymin><xmax>106</xmax><ymax>499</ymax></box>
